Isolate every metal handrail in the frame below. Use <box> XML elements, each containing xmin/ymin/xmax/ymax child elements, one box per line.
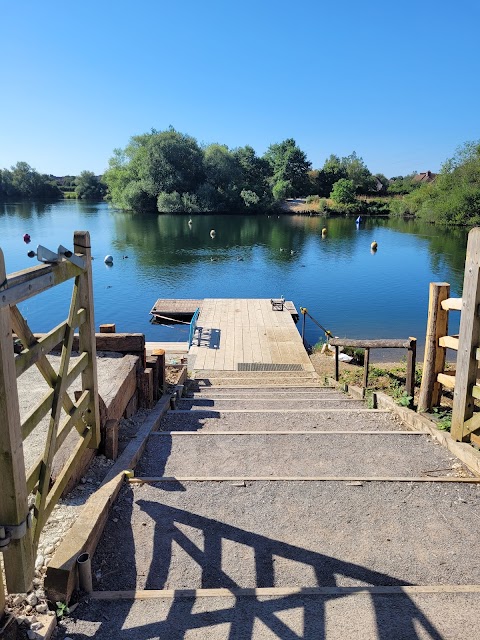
<box><xmin>188</xmin><ymin>307</ymin><xmax>200</xmax><ymax>347</ymax></box>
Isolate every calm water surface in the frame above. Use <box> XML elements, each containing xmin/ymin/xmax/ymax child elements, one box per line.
<box><xmin>0</xmin><ymin>201</ymin><xmax>468</xmax><ymax>357</ymax></box>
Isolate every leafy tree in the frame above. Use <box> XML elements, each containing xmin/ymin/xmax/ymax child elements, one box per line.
<box><xmin>272</xmin><ymin>179</ymin><xmax>292</xmax><ymax>201</ymax></box>
<box><xmin>341</xmin><ymin>152</ymin><xmax>375</xmax><ymax>194</ymax></box>
<box><xmin>311</xmin><ymin>155</ymin><xmax>347</xmax><ymax>197</ymax></box>
<box><xmin>0</xmin><ymin>162</ymin><xmax>61</xmax><ymax>200</ymax></box>
<box><xmin>396</xmin><ymin>141</ymin><xmax>480</xmax><ymax>225</ymax></box>
<box><xmin>75</xmin><ymin>171</ymin><xmax>106</xmax><ymax>200</ymax></box>
<box><xmin>264</xmin><ymin>139</ymin><xmax>311</xmax><ymax>197</ymax></box>
<box><xmin>203</xmin><ymin>144</ymin><xmax>243</xmax><ymax>210</ymax></box>
<box><xmin>330</xmin><ymin>178</ymin><xmax>356</xmax><ymax>204</ymax></box>
<box><xmin>234</xmin><ymin>145</ymin><xmax>272</xmax><ymax>209</ymax></box>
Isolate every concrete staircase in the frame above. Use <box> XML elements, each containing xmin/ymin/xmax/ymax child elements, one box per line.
<box><xmin>63</xmin><ymin>373</ymin><xmax>480</xmax><ymax>639</ymax></box>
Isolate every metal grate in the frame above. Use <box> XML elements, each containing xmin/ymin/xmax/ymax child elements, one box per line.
<box><xmin>238</xmin><ymin>363</ymin><xmax>304</xmax><ymax>372</ymax></box>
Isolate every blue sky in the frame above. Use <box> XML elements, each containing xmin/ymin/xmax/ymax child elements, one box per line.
<box><xmin>1</xmin><ymin>0</ymin><xmax>479</xmax><ymax>178</ymax></box>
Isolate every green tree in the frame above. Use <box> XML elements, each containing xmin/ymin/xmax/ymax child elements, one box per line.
<box><xmin>75</xmin><ymin>171</ymin><xmax>106</xmax><ymax>200</ymax></box>
<box><xmin>264</xmin><ymin>139</ymin><xmax>311</xmax><ymax>197</ymax></box>
<box><xmin>341</xmin><ymin>152</ymin><xmax>375</xmax><ymax>194</ymax></box>
<box><xmin>330</xmin><ymin>178</ymin><xmax>356</xmax><ymax>204</ymax></box>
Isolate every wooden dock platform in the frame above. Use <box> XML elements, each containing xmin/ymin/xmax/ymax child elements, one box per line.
<box><xmin>188</xmin><ymin>298</ymin><xmax>312</xmax><ymax>372</ymax></box>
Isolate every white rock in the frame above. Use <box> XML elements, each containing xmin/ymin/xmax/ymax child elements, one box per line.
<box><xmin>25</xmin><ymin>605</ymin><xmax>33</xmax><ymax>613</ymax></box>
<box><xmin>13</xmin><ymin>595</ymin><xmax>24</xmax><ymax>606</ymax></box>
<box><xmin>45</xmin><ymin>545</ymin><xmax>55</xmax><ymax>555</ymax></box>
<box><xmin>35</xmin><ymin>556</ymin><xmax>44</xmax><ymax>570</ymax></box>
<box><xmin>35</xmin><ymin>603</ymin><xmax>48</xmax><ymax>613</ymax></box>
<box><xmin>26</xmin><ymin>593</ymin><xmax>38</xmax><ymax>606</ymax></box>
<box><xmin>30</xmin><ymin>621</ymin><xmax>44</xmax><ymax>631</ymax></box>
<box><xmin>16</xmin><ymin>615</ymin><xmax>27</xmax><ymax>624</ymax></box>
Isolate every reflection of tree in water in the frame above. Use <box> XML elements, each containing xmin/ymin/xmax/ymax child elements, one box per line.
<box><xmin>0</xmin><ymin>201</ymin><xmax>50</xmax><ymax>219</ymax></box>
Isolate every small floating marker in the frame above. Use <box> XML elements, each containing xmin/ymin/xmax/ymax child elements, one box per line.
<box><xmin>371</xmin><ymin>241</ymin><xmax>378</xmax><ymax>251</ymax></box>
<box><xmin>104</xmin><ymin>254</ymin><xmax>114</xmax><ymax>264</ymax></box>
<box><xmin>210</xmin><ymin>229</ymin><xmax>216</xmax><ymax>238</ymax></box>
<box><xmin>23</xmin><ymin>233</ymin><xmax>31</xmax><ymax>243</ymax></box>
<box><xmin>188</xmin><ymin>218</ymin><xmax>193</xmax><ymax>225</ymax></box>
<box><xmin>322</xmin><ymin>227</ymin><xmax>327</xmax><ymax>236</ymax></box>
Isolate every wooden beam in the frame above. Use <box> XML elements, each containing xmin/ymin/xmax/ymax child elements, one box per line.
<box><xmin>441</xmin><ymin>297</ymin><xmax>462</xmax><ymax>311</ymax></box>
<box><xmin>452</xmin><ymin>229</ymin><xmax>480</xmax><ymax>440</ymax></box>
<box><xmin>0</xmin><ymin>260</ymin><xmax>82</xmax><ymax>308</ymax></box>
<box><xmin>405</xmin><ymin>337</ymin><xmax>417</xmax><ymax>405</ymax></box>
<box><xmin>329</xmin><ymin>338</ymin><xmax>415</xmax><ymax>349</ymax></box>
<box><xmin>437</xmin><ymin>372</ymin><xmax>456</xmax><ymax>390</ymax></box>
<box><xmin>417</xmin><ymin>283</ymin><xmax>450</xmax><ymax>411</ymax></box>
<box><xmin>438</xmin><ymin>335</ymin><xmax>459</xmax><ymax>350</ymax></box>
<box><xmin>128</xmin><ymin>476</ymin><xmax>480</xmax><ymax>484</ymax></box>
<box><xmin>149</xmin><ymin>430</ymin><xmax>426</xmax><ymax>435</ymax></box>
<box><xmin>0</xmin><ymin>249</ymin><xmax>34</xmax><ymax>593</ymax></box>
<box><xmin>172</xmin><ymin>408</ymin><xmax>389</xmax><ymax>414</ymax></box>
<box><xmin>90</xmin><ymin>584</ymin><xmax>480</xmax><ymax>600</ymax></box>
<box><xmin>74</xmin><ymin>232</ymin><xmax>101</xmax><ymax>449</ymax></box>
<box><xmin>363</xmin><ymin>348</ymin><xmax>370</xmax><ymax>389</ymax></box>
<box><xmin>99</xmin><ymin>323</ymin><xmax>116</xmax><ymax>333</ymax></box>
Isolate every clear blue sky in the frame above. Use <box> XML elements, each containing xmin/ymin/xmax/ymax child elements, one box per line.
<box><xmin>1</xmin><ymin>0</ymin><xmax>479</xmax><ymax>178</ymax></box>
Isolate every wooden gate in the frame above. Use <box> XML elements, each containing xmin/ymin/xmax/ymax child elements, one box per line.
<box><xmin>418</xmin><ymin>227</ymin><xmax>480</xmax><ymax>443</ymax></box>
<box><xmin>0</xmin><ymin>231</ymin><xmax>99</xmax><ymax>602</ymax></box>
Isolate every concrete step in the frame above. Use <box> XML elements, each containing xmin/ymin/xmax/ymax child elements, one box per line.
<box><xmin>195</xmin><ymin>370</ymin><xmax>320</xmax><ymax>378</ymax></box>
<box><xmin>160</xmin><ymin>410</ymin><xmax>399</xmax><ymax>432</ymax></box>
<box><xmin>188</xmin><ymin>386</ymin><xmax>338</xmax><ymax>396</ymax></box>
<box><xmin>194</xmin><ymin>379</ymin><xmax>324</xmax><ymax>387</ymax></box>
<box><xmin>177</xmin><ymin>398</ymin><xmax>366</xmax><ymax>411</ymax></box>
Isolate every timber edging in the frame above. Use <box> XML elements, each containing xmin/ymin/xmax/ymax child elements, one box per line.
<box><xmin>44</xmin><ymin>394</ymin><xmax>171</xmax><ymax>605</ymax></box>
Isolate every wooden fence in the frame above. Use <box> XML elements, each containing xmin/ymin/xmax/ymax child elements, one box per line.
<box><xmin>0</xmin><ymin>231</ymin><xmax>99</xmax><ymax>604</ymax></box>
<box><xmin>329</xmin><ymin>337</ymin><xmax>417</xmax><ymax>404</ymax></box>
<box><xmin>418</xmin><ymin>228</ymin><xmax>480</xmax><ymax>443</ymax></box>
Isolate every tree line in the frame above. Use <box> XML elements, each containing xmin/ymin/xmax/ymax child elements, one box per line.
<box><xmin>0</xmin><ymin>163</ymin><xmax>105</xmax><ymax>201</ymax></box>
<box><xmin>2</xmin><ymin>129</ymin><xmax>480</xmax><ymax>226</ymax></box>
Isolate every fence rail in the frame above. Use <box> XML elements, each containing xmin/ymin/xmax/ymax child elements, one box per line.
<box><xmin>0</xmin><ymin>231</ymin><xmax>99</xmax><ymax>602</ymax></box>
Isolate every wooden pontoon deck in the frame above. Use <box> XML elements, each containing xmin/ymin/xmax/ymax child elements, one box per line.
<box><xmin>149</xmin><ymin>298</ymin><xmax>312</xmax><ymax>372</ymax></box>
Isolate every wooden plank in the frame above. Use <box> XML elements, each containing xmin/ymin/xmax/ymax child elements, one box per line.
<box><xmin>0</xmin><ymin>249</ymin><xmax>34</xmax><ymax>593</ymax></box>
<box><xmin>405</xmin><ymin>337</ymin><xmax>417</xmax><ymax>404</ymax></box>
<box><xmin>129</xmin><ymin>476</ymin><xmax>480</xmax><ymax>484</ymax></box>
<box><xmin>441</xmin><ymin>297</ymin><xmax>462</xmax><ymax>311</ymax></box>
<box><xmin>14</xmin><ymin>308</ymin><xmax>86</xmax><ymax>378</ymax></box>
<box><xmin>452</xmin><ymin>229</ymin><xmax>480</xmax><ymax>440</ymax></box>
<box><xmin>100</xmin><ymin>323</ymin><xmax>116</xmax><ymax>333</ymax></box>
<box><xmin>329</xmin><ymin>338</ymin><xmax>415</xmax><ymax>349</ymax></box>
<box><xmin>90</xmin><ymin>584</ymin><xmax>480</xmax><ymax>600</ymax></box>
<box><xmin>363</xmin><ymin>348</ymin><xmax>370</xmax><ymax>388</ymax></box>
<box><xmin>439</xmin><ymin>335</ymin><xmax>459</xmax><ymax>350</ymax></box>
<box><xmin>437</xmin><ymin>372</ymin><xmax>456</xmax><ymax>389</ymax></box>
<box><xmin>173</xmin><ymin>408</ymin><xmax>389</xmax><ymax>414</ymax></box>
<box><xmin>149</xmin><ymin>430</ymin><xmax>426</xmax><ymax>435</ymax></box>
<box><xmin>0</xmin><ymin>259</ymin><xmax>82</xmax><ymax>308</ymax></box>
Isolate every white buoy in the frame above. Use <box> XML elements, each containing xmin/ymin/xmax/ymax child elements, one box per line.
<box><xmin>188</xmin><ymin>218</ymin><xmax>193</xmax><ymax>225</ymax></box>
<box><xmin>104</xmin><ymin>255</ymin><xmax>113</xmax><ymax>264</ymax></box>
<box><xmin>210</xmin><ymin>229</ymin><xmax>216</xmax><ymax>238</ymax></box>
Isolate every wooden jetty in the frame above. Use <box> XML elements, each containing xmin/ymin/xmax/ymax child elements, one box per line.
<box><xmin>149</xmin><ymin>298</ymin><xmax>311</xmax><ymax>372</ymax></box>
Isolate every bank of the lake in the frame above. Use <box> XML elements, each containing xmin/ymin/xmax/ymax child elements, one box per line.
<box><xmin>0</xmin><ymin>200</ymin><xmax>468</xmax><ymax>356</ymax></box>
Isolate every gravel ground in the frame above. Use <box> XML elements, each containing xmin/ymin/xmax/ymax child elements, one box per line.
<box><xmin>58</xmin><ymin>592</ymin><xmax>480</xmax><ymax>640</ymax></box>
<box><xmin>91</xmin><ymin>480</ymin><xmax>480</xmax><ymax>591</ymax></box>
<box><xmin>138</xmin><ymin>432</ymin><xmax>462</xmax><ymax>478</ymax></box>
<box><xmin>159</xmin><ymin>410</ymin><xmax>416</xmax><ymax>432</ymax></box>
<box><xmin>177</xmin><ymin>398</ymin><xmax>365</xmax><ymax>411</ymax></box>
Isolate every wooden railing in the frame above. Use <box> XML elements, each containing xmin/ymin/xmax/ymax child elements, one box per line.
<box><xmin>329</xmin><ymin>337</ymin><xmax>417</xmax><ymax>404</ymax></box>
<box><xmin>418</xmin><ymin>228</ymin><xmax>480</xmax><ymax>443</ymax></box>
<box><xmin>0</xmin><ymin>231</ymin><xmax>99</xmax><ymax>601</ymax></box>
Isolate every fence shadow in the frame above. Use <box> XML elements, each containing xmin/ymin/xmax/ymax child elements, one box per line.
<box><xmin>67</xmin><ymin>493</ymin><xmax>444</xmax><ymax>640</ymax></box>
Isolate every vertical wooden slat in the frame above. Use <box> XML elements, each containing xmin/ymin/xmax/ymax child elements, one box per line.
<box><xmin>363</xmin><ymin>348</ymin><xmax>370</xmax><ymax>388</ymax></box>
<box><xmin>417</xmin><ymin>283</ymin><xmax>450</xmax><ymax>412</ymax></box>
<box><xmin>0</xmin><ymin>249</ymin><xmax>34</xmax><ymax>592</ymax></box>
<box><xmin>452</xmin><ymin>229</ymin><xmax>480</xmax><ymax>441</ymax></box>
<box><xmin>0</xmin><ymin>576</ymin><xmax>4</xmax><ymax>618</ymax></box>
<box><xmin>33</xmin><ymin>278</ymin><xmax>80</xmax><ymax>548</ymax></box>
<box><xmin>334</xmin><ymin>346</ymin><xmax>339</xmax><ymax>381</ymax></box>
<box><xmin>74</xmin><ymin>231</ymin><xmax>100</xmax><ymax>448</ymax></box>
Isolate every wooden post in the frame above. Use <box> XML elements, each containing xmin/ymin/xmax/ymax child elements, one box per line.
<box><xmin>138</xmin><ymin>368</ymin><xmax>154</xmax><ymax>408</ymax></box>
<box><xmin>363</xmin><ymin>348</ymin><xmax>370</xmax><ymax>389</ymax></box>
<box><xmin>99</xmin><ymin>323</ymin><xmax>116</xmax><ymax>333</ymax></box>
<box><xmin>152</xmin><ymin>348</ymin><xmax>166</xmax><ymax>392</ymax></box>
<box><xmin>146</xmin><ymin>356</ymin><xmax>160</xmax><ymax>402</ymax></box>
<box><xmin>452</xmin><ymin>229</ymin><xmax>480</xmax><ymax>441</ymax></box>
<box><xmin>0</xmin><ymin>249</ymin><xmax>34</xmax><ymax>593</ymax></box>
<box><xmin>104</xmin><ymin>419</ymin><xmax>119</xmax><ymax>460</ymax></box>
<box><xmin>406</xmin><ymin>337</ymin><xmax>417</xmax><ymax>406</ymax></box>
<box><xmin>334</xmin><ymin>346</ymin><xmax>339</xmax><ymax>381</ymax></box>
<box><xmin>74</xmin><ymin>231</ymin><xmax>101</xmax><ymax>448</ymax></box>
<box><xmin>417</xmin><ymin>283</ymin><xmax>450</xmax><ymax>412</ymax></box>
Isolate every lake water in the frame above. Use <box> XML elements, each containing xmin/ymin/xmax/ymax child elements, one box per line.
<box><xmin>0</xmin><ymin>200</ymin><xmax>469</xmax><ymax>358</ymax></box>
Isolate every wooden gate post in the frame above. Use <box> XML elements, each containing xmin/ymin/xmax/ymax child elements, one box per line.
<box><xmin>406</xmin><ymin>337</ymin><xmax>417</xmax><ymax>404</ymax></box>
<box><xmin>74</xmin><ymin>231</ymin><xmax>100</xmax><ymax>448</ymax></box>
<box><xmin>0</xmin><ymin>249</ymin><xmax>34</xmax><ymax>593</ymax></box>
<box><xmin>418</xmin><ymin>283</ymin><xmax>450</xmax><ymax>412</ymax></box>
<box><xmin>452</xmin><ymin>228</ymin><xmax>480</xmax><ymax>441</ymax></box>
